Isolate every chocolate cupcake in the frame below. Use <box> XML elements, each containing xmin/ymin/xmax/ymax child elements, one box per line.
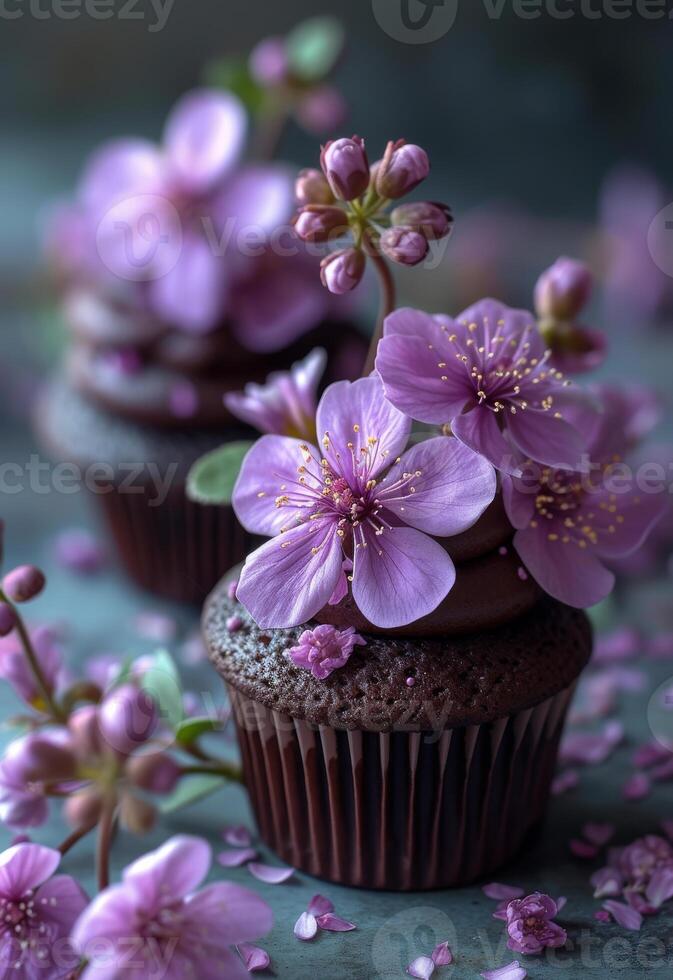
<box><xmin>201</xmin><ymin>372</ymin><xmax>597</xmax><ymax>889</ymax></box>
<box><xmin>36</xmin><ymin>89</ymin><xmax>367</xmax><ymax>601</ymax></box>
<box><xmin>205</xmin><ymin>535</ymin><xmax>590</xmax><ymax>890</ymax></box>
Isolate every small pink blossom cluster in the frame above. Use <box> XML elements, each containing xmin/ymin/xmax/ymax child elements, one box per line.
<box><xmin>591</xmin><ymin>831</ymin><xmax>673</xmax><ymax>930</ymax></box>
<box><xmin>294</xmin><ymin>136</ymin><xmax>453</xmax><ymax>293</ymax></box>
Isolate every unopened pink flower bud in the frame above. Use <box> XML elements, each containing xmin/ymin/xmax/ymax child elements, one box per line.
<box><xmin>68</xmin><ymin>705</ymin><xmax>103</xmax><ymax>758</ymax></box>
<box><xmin>320</xmin><ymin>137</ymin><xmax>370</xmax><ymax>201</ymax></box>
<box><xmin>249</xmin><ymin>36</ymin><xmax>288</xmax><ymax>86</ymax></box>
<box><xmin>295</xmin><ymin>206</ymin><xmax>347</xmax><ymax>243</ymax></box>
<box><xmin>297</xmin><ymin>86</ymin><xmax>348</xmax><ymax>135</ymax></box>
<box><xmin>295</xmin><ymin>168</ymin><xmax>334</xmax><ymax>207</ymax></box>
<box><xmin>2</xmin><ymin>565</ymin><xmax>46</xmax><ymax>603</ymax></box>
<box><xmin>390</xmin><ymin>201</ymin><xmax>453</xmax><ymax>240</ymax></box>
<box><xmin>127</xmin><ymin>752</ymin><xmax>181</xmax><ymax>794</ymax></box>
<box><xmin>380</xmin><ymin>227</ymin><xmax>429</xmax><ymax>266</ymax></box>
<box><xmin>98</xmin><ymin>684</ymin><xmax>158</xmax><ymax>756</ymax></box>
<box><xmin>17</xmin><ymin>735</ymin><xmax>76</xmax><ymax>783</ymax></box>
<box><xmin>320</xmin><ymin>248</ymin><xmax>366</xmax><ymax>294</ymax></box>
<box><xmin>0</xmin><ymin>604</ymin><xmax>16</xmax><ymax>637</ymax></box>
<box><xmin>376</xmin><ymin>141</ymin><xmax>429</xmax><ymax>200</ymax></box>
<box><xmin>534</xmin><ymin>257</ymin><xmax>593</xmax><ymax>320</ymax></box>
<box><xmin>64</xmin><ymin>788</ymin><xmax>102</xmax><ymax>830</ymax></box>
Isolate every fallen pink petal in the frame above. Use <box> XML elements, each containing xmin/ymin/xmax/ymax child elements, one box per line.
<box><xmin>432</xmin><ymin>941</ymin><xmax>453</xmax><ymax>966</ymax></box>
<box><xmin>223</xmin><ymin>825</ymin><xmax>254</xmax><ymax>848</ymax></box>
<box><xmin>560</xmin><ymin>721</ymin><xmax>624</xmax><ymax>766</ymax></box>
<box><xmin>218</xmin><ymin>847</ymin><xmax>258</xmax><ymax>867</ymax></box>
<box><xmin>594</xmin><ymin>627</ymin><xmax>640</xmax><ymax>664</ymax></box>
<box><xmin>570</xmin><ymin>838</ymin><xmax>599</xmax><ymax>859</ymax></box>
<box><xmin>308</xmin><ymin>894</ymin><xmax>334</xmax><ymax>916</ymax></box>
<box><xmin>591</xmin><ymin>867</ymin><xmax>623</xmax><ymax>898</ymax></box>
<box><xmin>482</xmin><ymin>883</ymin><xmax>525</xmax><ymax>901</ymax></box>
<box><xmin>238</xmin><ymin>942</ymin><xmax>271</xmax><ymax>972</ymax></box>
<box><xmin>551</xmin><ymin>770</ymin><xmax>579</xmax><ymax>795</ymax></box>
<box><xmin>645</xmin><ymin>868</ymin><xmax>673</xmax><ymax>908</ymax></box>
<box><xmin>407</xmin><ymin>955</ymin><xmax>435</xmax><ymax>979</ymax></box>
<box><xmin>248</xmin><ymin>862</ymin><xmax>295</xmax><ymax>884</ymax></box>
<box><xmin>294</xmin><ymin>911</ymin><xmax>318</xmax><ymax>941</ymax></box>
<box><xmin>582</xmin><ymin>823</ymin><xmax>615</xmax><ymax>848</ymax></box>
<box><xmin>480</xmin><ymin>962</ymin><xmax>528</xmax><ymax>980</ymax></box>
<box><xmin>603</xmin><ymin>899</ymin><xmax>643</xmax><ymax>930</ymax></box>
<box><xmin>315</xmin><ymin>912</ymin><xmax>357</xmax><ymax>932</ymax></box>
<box><xmin>623</xmin><ymin>772</ymin><xmax>651</xmax><ymax>800</ymax></box>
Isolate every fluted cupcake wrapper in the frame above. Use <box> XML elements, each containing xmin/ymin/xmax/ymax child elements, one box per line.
<box><xmin>228</xmin><ymin>683</ymin><xmax>576</xmax><ymax>890</ymax></box>
<box><xmin>94</xmin><ymin>481</ymin><xmax>255</xmax><ymax>604</ymax></box>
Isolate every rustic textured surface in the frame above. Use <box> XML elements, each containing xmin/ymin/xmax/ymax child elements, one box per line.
<box><xmin>204</xmin><ymin>578</ymin><xmax>592</xmax><ymax>730</ymax></box>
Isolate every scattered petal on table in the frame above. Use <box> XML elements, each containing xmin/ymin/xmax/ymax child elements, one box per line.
<box><xmin>294</xmin><ymin>912</ymin><xmax>318</xmax><ymax>941</ymax></box>
<box><xmin>224</xmin><ymin>825</ymin><xmax>253</xmax><ymax>848</ymax></box>
<box><xmin>431</xmin><ymin>941</ymin><xmax>453</xmax><ymax>965</ymax></box>
<box><xmin>316</xmin><ymin>913</ymin><xmax>357</xmax><ymax>932</ymax></box>
<box><xmin>308</xmin><ymin>894</ymin><xmax>334</xmax><ymax>917</ymax></box>
<box><xmin>248</xmin><ymin>862</ymin><xmax>294</xmax><ymax>884</ymax></box>
<box><xmin>603</xmin><ymin>900</ymin><xmax>643</xmax><ymax>931</ymax></box>
<box><xmin>480</xmin><ymin>962</ymin><xmax>527</xmax><ymax>980</ymax></box>
<box><xmin>570</xmin><ymin>838</ymin><xmax>598</xmax><ymax>859</ymax></box>
<box><xmin>407</xmin><ymin>955</ymin><xmax>435</xmax><ymax>979</ymax></box>
<box><xmin>582</xmin><ymin>823</ymin><xmax>615</xmax><ymax>848</ymax></box>
<box><xmin>591</xmin><ymin>867</ymin><xmax>622</xmax><ymax>898</ymax></box>
<box><xmin>645</xmin><ymin>868</ymin><xmax>673</xmax><ymax>908</ymax></box>
<box><xmin>551</xmin><ymin>770</ymin><xmax>579</xmax><ymax>795</ymax></box>
<box><xmin>482</xmin><ymin>883</ymin><xmax>524</xmax><ymax>901</ymax></box>
<box><xmin>218</xmin><ymin>848</ymin><xmax>258</xmax><ymax>868</ymax></box>
<box><xmin>622</xmin><ymin>772</ymin><xmax>651</xmax><ymax>801</ymax></box>
<box><xmin>555</xmin><ymin>896</ymin><xmax>567</xmax><ymax>913</ymax></box>
<box><xmin>238</xmin><ymin>943</ymin><xmax>271</xmax><ymax>972</ymax></box>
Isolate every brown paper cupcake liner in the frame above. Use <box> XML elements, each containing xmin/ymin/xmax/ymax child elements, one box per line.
<box><xmin>94</xmin><ymin>481</ymin><xmax>255</xmax><ymax>604</ymax></box>
<box><xmin>228</xmin><ymin>682</ymin><xmax>576</xmax><ymax>890</ymax></box>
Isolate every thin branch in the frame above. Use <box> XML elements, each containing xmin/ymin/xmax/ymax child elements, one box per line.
<box><xmin>95</xmin><ymin>803</ymin><xmax>117</xmax><ymax>892</ymax></box>
<box><xmin>58</xmin><ymin>823</ymin><xmax>95</xmax><ymax>857</ymax></box>
<box><xmin>363</xmin><ymin>252</ymin><xmax>396</xmax><ymax>376</ymax></box>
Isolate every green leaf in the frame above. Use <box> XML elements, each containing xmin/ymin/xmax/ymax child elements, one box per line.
<box><xmin>286</xmin><ymin>16</ymin><xmax>344</xmax><ymax>83</ymax></box>
<box><xmin>159</xmin><ymin>774</ymin><xmax>223</xmax><ymax>814</ymax></box>
<box><xmin>186</xmin><ymin>441</ymin><xmax>254</xmax><ymax>506</ymax></box>
<box><xmin>141</xmin><ymin>649</ymin><xmax>184</xmax><ymax>730</ymax></box>
<box><xmin>175</xmin><ymin>716</ymin><xmax>221</xmax><ymax>745</ymax></box>
<box><xmin>203</xmin><ymin>56</ymin><xmax>266</xmax><ymax>114</ymax></box>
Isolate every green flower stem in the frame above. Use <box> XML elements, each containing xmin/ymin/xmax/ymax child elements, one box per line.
<box><xmin>363</xmin><ymin>251</ymin><xmax>396</xmax><ymax>376</ymax></box>
<box><xmin>0</xmin><ymin>591</ymin><xmax>67</xmax><ymax>723</ymax></box>
<box><xmin>58</xmin><ymin>822</ymin><xmax>95</xmax><ymax>857</ymax></box>
<box><xmin>96</xmin><ymin>801</ymin><xmax>117</xmax><ymax>892</ymax></box>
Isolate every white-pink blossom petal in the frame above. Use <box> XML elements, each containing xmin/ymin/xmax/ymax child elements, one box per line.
<box><xmin>248</xmin><ymin>862</ymin><xmax>294</xmax><ymax>884</ymax></box>
<box><xmin>223</xmin><ymin>825</ymin><xmax>253</xmax><ymax>848</ymax></box>
<box><xmin>308</xmin><ymin>894</ymin><xmax>334</xmax><ymax>917</ymax></box>
<box><xmin>316</xmin><ymin>912</ymin><xmax>357</xmax><ymax>932</ymax></box>
<box><xmin>432</xmin><ymin>941</ymin><xmax>453</xmax><ymax>965</ymax></box>
<box><xmin>480</xmin><ymin>962</ymin><xmax>527</xmax><ymax>980</ymax></box>
<box><xmin>294</xmin><ymin>911</ymin><xmax>318</xmax><ymax>941</ymax></box>
<box><xmin>218</xmin><ymin>848</ymin><xmax>258</xmax><ymax>868</ymax></box>
<box><xmin>482</xmin><ymin>882</ymin><xmax>525</xmax><ymax>901</ymax></box>
<box><xmin>238</xmin><ymin>943</ymin><xmax>271</xmax><ymax>972</ymax></box>
<box><xmin>645</xmin><ymin>868</ymin><xmax>673</xmax><ymax>908</ymax></box>
<box><xmin>407</xmin><ymin>955</ymin><xmax>435</xmax><ymax>979</ymax></box>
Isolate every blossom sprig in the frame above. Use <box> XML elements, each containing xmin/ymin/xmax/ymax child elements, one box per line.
<box><xmin>534</xmin><ymin>257</ymin><xmax>607</xmax><ymax>374</ymax></box>
<box><xmin>294</xmin><ymin>135</ymin><xmax>453</xmax><ymax>373</ymax></box>
<box><xmin>0</xmin><ymin>524</ymin><xmax>243</xmax><ymax>893</ymax></box>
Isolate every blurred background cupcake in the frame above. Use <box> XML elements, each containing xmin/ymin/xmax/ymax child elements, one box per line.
<box><xmin>34</xmin><ymin>20</ymin><xmax>369</xmax><ymax>603</ymax></box>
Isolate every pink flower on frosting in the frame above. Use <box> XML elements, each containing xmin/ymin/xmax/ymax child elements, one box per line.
<box><xmin>287</xmin><ymin>625</ymin><xmax>365</xmax><ymax>680</ymax></box>
<box><xmin>505</xmin><ymin>893</ymin><xmax>567</xmax><ymax>955</ymax></box>
<box><xmin>502</xmin><ymin>395</ymin><xmax>667</xmax><ymax>608</ymax></box>
<box><xmin>376</xmin><ymin>299</ymin><xmax>589</xmax><ymax>476</ymax></box>
<box><xmin>232</xmin><ymin>375</ymin><xmax>497</xmax><ymax>629</ymax></box>
<box><xmin>225</xmin><ymin>348</ymin><xmax>326</xmax><ymax>441</ymax></box>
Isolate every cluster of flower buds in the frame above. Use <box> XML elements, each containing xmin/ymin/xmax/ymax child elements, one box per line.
<box><xmin>0</xmin><ymin>682</ymin><xmax>180</xmax><ymax>835</ymax></box>
<box><xmin>534</xmin><ymin>257</ymin><xmax>606</xmax><ymax>374</ymax></box>
<box><xmin>294</xmin><ymin>136</ymin><xmax>453</xmax><ymax>294</ymax></box>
